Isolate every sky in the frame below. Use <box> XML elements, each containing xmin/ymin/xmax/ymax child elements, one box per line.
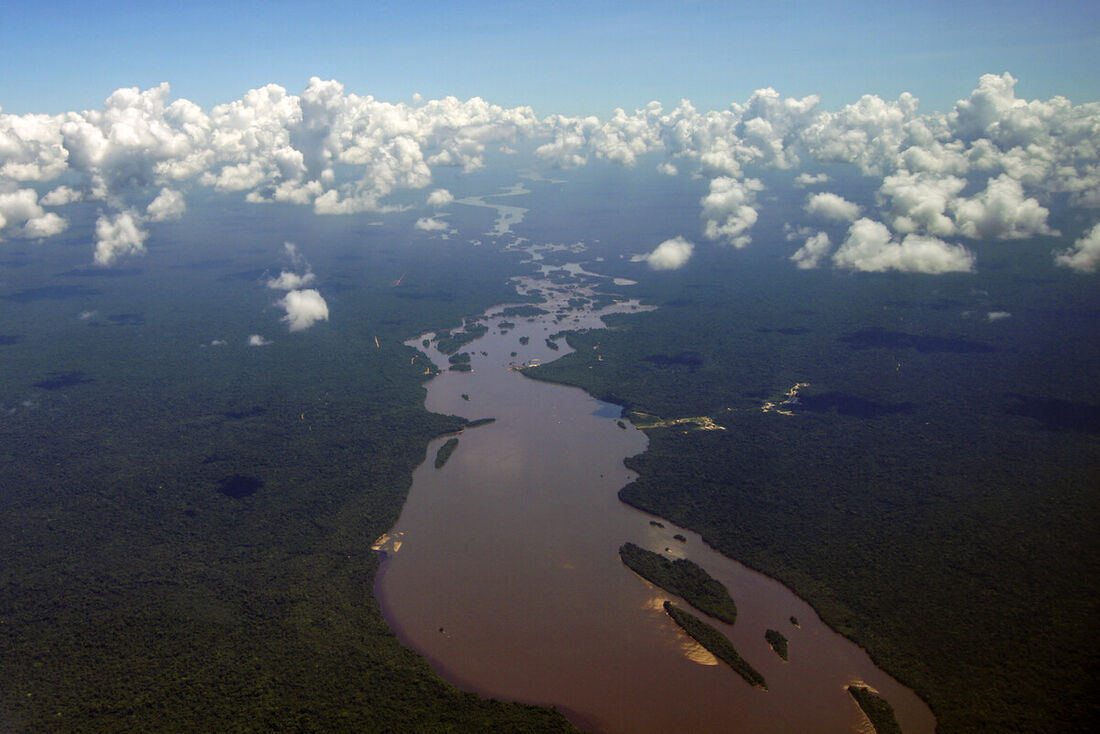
<box><xmin>2</xmin><ymin>0</ymin><xmax>1098</xmax><ymax>117</ymax></box>
<box><xmin>2</xmin><ymin>0</ymin><xmax>1100</xmax><ymax>284</ymax></box>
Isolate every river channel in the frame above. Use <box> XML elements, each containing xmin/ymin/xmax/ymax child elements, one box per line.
<box><xmin>373</xmin><ymin>265</ymin><xmax>936</xmax><ymax>734</ymax></box>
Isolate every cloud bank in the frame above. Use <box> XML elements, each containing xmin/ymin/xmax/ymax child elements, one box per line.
<box><xmin>0</xmin><ymin>72</ymin><xmax>1096</xmax><ymax>276</ymax></box>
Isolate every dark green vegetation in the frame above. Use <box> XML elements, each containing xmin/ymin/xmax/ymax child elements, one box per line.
<box><xmin>545</xmin><ymin>338</ymin><xmax>559</xmax><ymax>350</ymax></box>
<box><xmin>619</xmin><ymin>542</ymin><xmax>737</xmax><ymax>624</ymax></box>
<box><xmin>663</xmin><ymin>602</ymin><xmax>766</xmax><ymax>689</ymax></box>
<box><xmin>435</xmin><ymin>438</ymin><xmax>460</xmax><ymax>469</ymax></box>
<box><xmin>464</xmin><ymin>417</ymin><xmax>496</xmax><ymax>429</ymax></box>
<box><xmin>848</xmin><ymin>685</ymin><xmax>903</xmax><ymax>734</ymax></box>
<box><xmin>499</xmin><ymin>305</ymin><xmax>548</xmax><ymax>318</ymax></box>
<box><xmin>436</xmin><ymin>323</ymin><xmax>489</xmax><ymax>355</ymax></box>
<box><xmin>765</xmin><ymin>629</ymin><xmax>788</xmax><ymax>661</ymax></box>
<box><xmin>519</xmin><ymin>335</ymin><xmax>530</xmax><ymax>345</ymax></box>
<box><xmin>448</xmin><ymin>352</ymin><xmax>473</xmax><ymax>372</ymax></box>
<box><xmin>527</xmin><ymin>234</ymin><xmax>1100</xmax><ymax>732</ymax></box>
<box><xmin>0</xmin><ymin>200</ymin><xmax>576</xmax><ymax>732</ymax></box>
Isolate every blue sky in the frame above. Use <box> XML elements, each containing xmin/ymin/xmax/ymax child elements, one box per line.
<box><xmin>2</xmin><ymin>0</ymin><xmax>1097</xmax><ymax>116</ymax></box>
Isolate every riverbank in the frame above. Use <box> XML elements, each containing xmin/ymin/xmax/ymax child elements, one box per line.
<box><xmin>374</xmin><ymin>260</ymin><xmax>935</xmax><ymax>734</ymax></box>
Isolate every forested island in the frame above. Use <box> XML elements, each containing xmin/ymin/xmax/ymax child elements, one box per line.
<box><xmin>765</xmin><ymin>629</ymin><xmax>788</xmax><ymax>661</ymax></box>
<box><xmin>848</xmin><ymin>685</ymin><xmax>902</xmax><ymax>734</ymax></box>
<box><xmin>619</xmin><ymin>542</ymin><xmax>737</xmax><ymax>624</ymax></box>
<box><xmin>663</xmin><ymin>602</ymin><xmax>766</xmax><ymax>689</ymax></box>
<box><xmin>435</xmin><ymin>437</ymin><xmax>460</xmax><ymax>468</ymax></box>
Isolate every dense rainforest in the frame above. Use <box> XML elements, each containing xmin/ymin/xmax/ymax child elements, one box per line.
<box><xmin>0</xmin><ymin>201</ymin><xmax>574</xmax><ymax>732</ymax></box>
<box><xmin>528</xmin><ymin>239</ymin><xmax>1100</xmax><ymax>733</ymax></box>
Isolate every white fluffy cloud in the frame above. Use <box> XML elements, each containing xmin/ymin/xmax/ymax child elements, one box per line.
<box><xmin>278</xmin><ymin>288</ymin><xmax>329</xmax><ymax>331</ymax></box>
<box><xmin>832</xmin><ymin>218</ymin><xmax>975</xmax><ymax>273</ymax></box>
<box><xmin>952</xmin><ymin>174</ymin><xmax>1055</xmax><ymax>240</ymax></box>
<box><xmin>701</xmin><ymin>177</ymin><xmax>762</xmax><ymax>247</ymax></box>
<box><xmin>145</xmin><ymin>187</ymin><xmax>186</xmax><ymax>221</ymax></box>
<box><xmin>631</xmin><ymin>236</ymin><xmax>694</xmax><ymax>270</ymax></box>
<box><xmin>0</xmin><ymin>188</ymin><xmax>68</xmax><ymax>238</ymax></box>
<box><xmin>427</xmin><ymin>188</ymin><xmax>454</xmax><ymax>207</ymax></box>
<box><xmin>94</xmin><ymin>210</ymin><xmax>147</xmax><ymax>265</ymax></box>
<box><xmin>1054</xmin><ymin>223</ymin><xmax>1100</xmax><ymax>272</ymax></box>
<box><xmin>248</xmin><ymin>334</ymin><xmax>271</xmax><ymax>346</ymax></box>
<box><xmin>878</xmin><ymin>172</ymin><xmax>965</xmax><ymax>236</ymax></box>
<box><xmin>267</xmin><ymin>270</ymin><xmax>316</xmax><ymax>290</ymax></box>
<box><xmin>1</xmin><ymin>73</ymin><xmax>1098</xmax><ymax>275</ymax></box>
<box><xmin>794</xmin><ymin>172</ymin><xmax>830</xmax><ymax>187</ymax></box>
<box><xmin>805</xmin><ymin>192</ymin><xmax>861</xmax><ymax>222</ymax></box>
<box><xmin>41</xmin><ymin>185</ymin><xmax>83</xmax><ymax>206</ymax></box>
<box><xmin>267</xmin><ymin>242</ymin><xmax>318</xmax><ymax>289</ymax></box>
<box><xmin>790</xmin><ymin>231</ymin><xmax>832</xmax><ymax>269</ymax></box>
<box><xmin>415</xmin><ymin>216</ymin><xmax>449</xmax><ymax>231</ymax></box>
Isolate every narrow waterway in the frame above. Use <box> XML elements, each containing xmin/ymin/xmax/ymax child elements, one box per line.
<box><xmin>374</xmin><ymin>269</ymin><xmax>936</xmax><ymax>734</ymax></box>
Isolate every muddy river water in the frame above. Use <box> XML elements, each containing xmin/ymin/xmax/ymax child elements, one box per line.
<box><xmin>374</xmin><ymin>268</ymin><xmax>936</xmax><ymax>734</ymax></box>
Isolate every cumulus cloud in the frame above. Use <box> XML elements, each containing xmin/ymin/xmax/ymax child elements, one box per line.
<box><xmin>427</xmin><ymin>188</ymin><xmax>454</xmax><ymax>207</ymax></box>
<box><xmin>248</xmin><ymin>334</ymin><xmax>271</xmax><ymax>346</ymax></box>
<box><xmin>805</xmin><ymin>192</ymin><xmax>861</xmax><ymax>222</ymax></box>
<box><xmin>41</xmin><ymin>185</ymin><xmax>83</xmax><ymax>206</ymax></box>
<box><xmin>878</xmin><ymin>172</ymin><xmax>965</xmax><ymax>236</ymax></box>
<box><xmin>2</xmin><ymin>73</ymin><xmax>1099</xmax><ymax>274</ymax></box>
<box><xmin>832</xmin><ymin>218</ymin><xmax>975</xmax><ymax>273</ymax></box>
<box><xmin>631</xmin><ymin>236</ymin><xmax>694</xmax><ymax>270</ymax></box>
<box><xmin>794</xmin><ymin>172</ymin><xmax>830</xmax><ymax>187</ymax></box>
<box><xmin>987</xmin><ymin>311</ymin><xmax>1012</xmax><ymax>321</ymax></box>
<box><xmin>701</xmin><ymin>177</ymin><xmax>762</xmax><ymax>247</ymax></box>
<box><xmin>145</xmin><ymin>187</ymin><xmax>186</xmax><ymax>221</ymax></box>
<box><xmin>278</xmin><ymin>288</ymin><xmax>329</xmax><ymax>331</ymax></box>
<box><xmin>790</xmin><ymin>231</ymin><xmax>832</xmax><ymax>269</ymax></box>
<box><xmin>1054</xmin><ymin>223</ymin><xmax>1100</xmax><ymax>272</ymax></box>
<box><xmin>415</xmin><ymin>216</ymin><xmax>449</xmax><ymax>232</ymax></box>
<box><xmin>0</xmin><ymin>188</ymin><xmax>68</xmax><ymax>238</ymax></box>
<box><xmin>94</xmin><ymin>210</ymin><xmax>147</xmax><ymax>265</ymax></box>
<box><xmin>952</xmin><ymin>174</ymin><xmax>1056</xmax><ymax>240</ymax></box>
<box><xmin>267</xmin><ymin>270</ymin><xmax>316</xmax><ymax>290</ymax></box>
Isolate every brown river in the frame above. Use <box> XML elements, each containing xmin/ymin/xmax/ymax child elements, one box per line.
<box><xmin>374</xmin><ymin>266</ymin><xmax>936</xmax><ymax>734</ymax></box>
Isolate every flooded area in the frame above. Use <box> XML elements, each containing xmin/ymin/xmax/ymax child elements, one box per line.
<box><xmin>374</xmin><ymin>264</ymin><xmax>936</xmax><ymax>733</ymax></box>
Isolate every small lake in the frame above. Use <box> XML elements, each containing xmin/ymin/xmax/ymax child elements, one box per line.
<box><xmin>374</xmin><ymin>268</ymin><xmax>935</xmax><ymax>734</ymax></box>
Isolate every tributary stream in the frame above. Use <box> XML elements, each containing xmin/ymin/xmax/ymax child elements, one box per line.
<box><xmin>374</xmin><ymin>268</ymin><xmax>936</xmax><ymax>734</ymax></box>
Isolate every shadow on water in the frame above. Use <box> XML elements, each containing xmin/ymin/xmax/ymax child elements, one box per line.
<box><xmin>33</xmin><ymin>371</ymin><xmax>94</xmax><ymax>391</ymax></box>
<box><xmin>756</xmin><ymin>327</ymin><xmax>811</xmax><ymax>335</ymax></box>
<box><xmin>217</xmin><ymin>269</ymin><xmax>268</xmax><ymax>282</ymax></box>
<box><xmin>840</xmin><ymin>328</ymin><xmax>996</xmax><ymax>354</ymax></box>
<box><xmin>797</xmin><ymin>392</ymin><xmax>917</xmax><ymax>418</ymax></box>
<box><xmin>173</xmin><ymin>258</ymin><xmax>234</xmax><ymax>271</ymax></box>
<box><xmin>1005</xmin><ymin>393</ymin><xmax>1100</xmax><ymax>434</ymax></box>
<box><xmin>56</xmin><ymin>267</ymin><xmax>143</xmax><ymax>278</ymax></box>
<box><xmin>3</xmin><ymin>285</ymin><xmax>102</xmax><ymax>303</ymax></box>
<box><xmin>217</xmin><ymin>475</ymin><xmax>264</xmax><ymax>499</ymax></box>
<box><xmin>86</xmin><ymin>313</ymin><xmax>146</xmax><ymax>327</ymax></box>
<box><xmin>223</xmin><ymin>406</ymin><xmax>267</xmax><ymax>420</ymax></box>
